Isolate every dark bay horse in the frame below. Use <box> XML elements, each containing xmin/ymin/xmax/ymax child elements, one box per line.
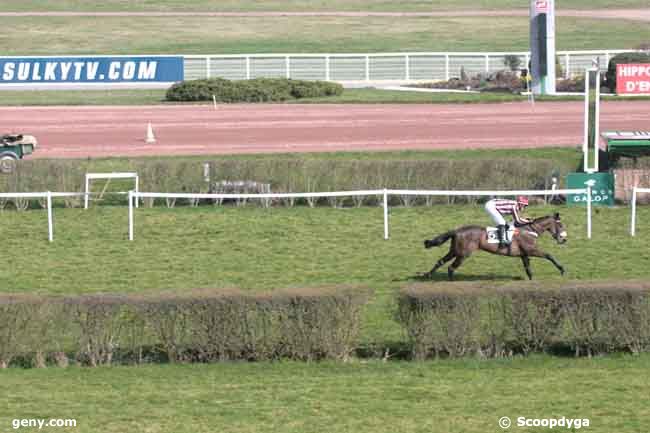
<box><xmin>423</xmin><ymin>213</ymin><xmax>567</xmax><ymax>280</ymax></box>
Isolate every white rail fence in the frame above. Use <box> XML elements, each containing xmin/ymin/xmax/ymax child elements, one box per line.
<box><xmin>185</xmin><ymin>50</ymin><xmax>630</xmax><ymax>83</ymax></box>
<box><xmin>84</xmin><ymin>172</ymin><xmax>139</xmax><ymax>209</ymax></box>
<box><xmin>128</xmin><ymin>188</ymin><xmax>592</xmax><ymax>241</ymax></box>
<box><xmin>630</xmin><ymin>187</ymin><xmax>650</xmax><ymax>236</ymax></box>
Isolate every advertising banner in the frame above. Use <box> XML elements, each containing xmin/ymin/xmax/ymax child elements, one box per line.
<box><xmin>0</xmin><ymin>56</ymin><xmax>184</xmax><ymax>84</ymax></box>
<box><xmin>616</xmin><ymin>63</ymin><xmax>650</xmax><ymax>95</ymax></box>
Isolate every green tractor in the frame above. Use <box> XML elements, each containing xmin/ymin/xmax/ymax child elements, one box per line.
<box><xmin>1</xmin><ymin>134</ymin><xmax>37</xmax><ymax>173</ymax></box>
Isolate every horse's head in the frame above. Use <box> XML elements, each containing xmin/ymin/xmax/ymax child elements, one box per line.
<box><xmin>549</xmin><ymin>212</ymin><xmax>567</xmax><ymax>244</ymax></box>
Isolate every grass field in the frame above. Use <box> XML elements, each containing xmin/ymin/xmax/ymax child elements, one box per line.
<box><xmin>2</xmin><ymin>16</ymin><xmax>647</xmax><ymax>55</ymax></box>
<box><xmin>2</xmin><ymin>204</ymin><xmax>648</xmax><ymax>345</ymax></box>
<box><xmin>1</xmin><ymin>355</ymin><xmax>649</xmax><ymax>433</ymax></box>
<box><xmin>3</xmin><ymin>0</ymin><xmax>648</xmax><ymax>12</ymax></box>
<box><xmin>0</xmin><ymin>88</ymin><xmax>588</xmax><ymax>106</ymax></box>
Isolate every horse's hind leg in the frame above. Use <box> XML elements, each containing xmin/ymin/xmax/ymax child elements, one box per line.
<box><xmin>521</xmin><ymin>255</ymin><xmax>533</xmax><ymax>280</ymax></box>
<box><xmin>447</xmin><ymin>256</ymin><xmax>467</xmax><ymax>281</ymax></box>
<box><xmin>426</xmin><ymin>250</ymin><xmax>455</xmax><ymax>278</ymax></box>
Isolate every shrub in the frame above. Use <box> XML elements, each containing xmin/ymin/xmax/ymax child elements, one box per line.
<box><xmin>606</xmin><ymin>52</ymin><xmax>650</xmax><ymax>91</ymax></box>
<box><xmin>398</xmin><ymin>281</ymin><xmax>650</xmax><ymax>359</ymax></box>
<box><xmin>166</xmin><ymin>78</ymin><xmax>343</xmax><ymax>103</ymax></box>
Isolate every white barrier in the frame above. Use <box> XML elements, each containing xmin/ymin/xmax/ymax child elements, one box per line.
<box><xmin>0</xmin><ymin>191</ymin><xmax>80</xmax><ymax>242</ymax></box>
<box><xmin>630</xmin><ymin>187</ymin><xmax>650</xmax><ymax>236</ymax></box>
<box><xmin>85</xmin><ymin>172</ymin><xmax>139</xmax><ymax>209</ymax></box>
<box><xmin>128</xmin><ymin>187</ymin><xmax>592</xmax><ymax>241</ymax></box>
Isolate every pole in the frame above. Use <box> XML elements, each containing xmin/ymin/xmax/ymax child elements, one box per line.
<box><xmin>128</xmin><ymin>190</ymin><xmax>134</xmax><ymax>241</ymax></box>
<box><xmin>47</xmin><ymin>191</ymin><xmax>53</xmax><ymax>242</ymax></box>
<box><xmin>587</xmin><ymin>186</ymin><xmax>592</xmax><ymax>239</ymax></box>
<box><xmin>84</xmin><ymin>174</ymin><xmax>89</xmax><ymax>209</ymax></box>
<box><xmin>631</xmin><ymin>187</ymin><xmax>637</xmax><ymax>236</ymax></box>
<box><xmin>383</xmin><ymin>189</ymin><xmax>389</xmax><ymax>240</ymax></box>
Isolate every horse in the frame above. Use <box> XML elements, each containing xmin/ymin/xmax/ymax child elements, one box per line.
<box><xmin>422</xmin><ymin>213</ymin><xmax>567</xmax><ymax>281</ymax></box>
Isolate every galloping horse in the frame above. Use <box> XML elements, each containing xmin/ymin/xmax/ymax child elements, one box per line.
<box><xmin>423</xmin><ymin>213</ymin><xmax>567</xmax><ymax>280</ymax></box>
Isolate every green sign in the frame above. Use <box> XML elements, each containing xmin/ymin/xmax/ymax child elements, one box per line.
<box><xmin>567</xmin><ymin>172</ymin><xmax>614</xmax><ymax>206</ymax></box>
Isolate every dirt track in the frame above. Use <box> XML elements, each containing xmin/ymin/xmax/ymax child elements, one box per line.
<box><xmin>2</xmin><ymin>101</ymin><xmax>647</xmax><ymax>159</ymax></box>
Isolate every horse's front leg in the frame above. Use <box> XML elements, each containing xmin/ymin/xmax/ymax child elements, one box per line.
<box><xmin>544</xmin><ymin>253</ymin><xmax>565</xmax><ymax>276</ymax></box>
<box><xmin>521</xmin><ymin>255</ymin><xmax>533</xmax><ymax>280</ymax></box>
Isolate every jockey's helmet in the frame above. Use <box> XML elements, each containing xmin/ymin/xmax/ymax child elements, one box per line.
<box><xmin>517</xmin><ymin>196</ymin><xmax>529</xmax><ymax>206</ymax></box>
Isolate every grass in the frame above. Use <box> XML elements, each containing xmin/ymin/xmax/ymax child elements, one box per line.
<box><xmin>2</xmin><ymin>0</ymin><xmax>648</xmax><ymax>12</ymax></box>
<box><xmin>1</xmin><ymin>204</ymin><xmax>648</xmax><ymax>345</ymax></box>
<box><xmin>1</xmin><ymin>17</ymin><xmax>648</xmax><ymax>55</ymax></box>
<box><xmin>4</xmin><ymin>88</ymin><xmax>649</xmax><ymax>106</ymax></box>
<box><xmin>1</xmin><ymin>355</ymin><xmax>649</xmax><ymax>433</ymax></box>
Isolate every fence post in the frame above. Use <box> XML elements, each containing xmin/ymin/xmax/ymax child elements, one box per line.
<box><xmin>206</xmin><ymin>56</ymin><xmax>211</xmax><ymax>79</ymax></box>
<box><xmin>587</xmin><ymin>186</ymin><xmax>592</xmax><ymax>239</ymax></box>
<box><xmin>128</xmin><ymin>190</ymin><xmax>134</xmax><ymax>241</ymax></box>
<box><xmin>325</xmin><ymin>55</ymin><xmax>330</xmax><ymax>81</ymax></box>
<box><xmin>445</xmin><ymin>54</ymin><xmax>450</xmax><ymax>81</ymax></box>
<box><xmin>565</xmin><ymin>53</ymin><xmax>570</xmax><ymax>79</ymax></box>
<box><xmin>631</xmin><ymin>187</ymin><xmax>637</xmax><ymax>236</ymax></box>
<box><xmin>285</xmin><ymin>56</ymin><xmax>290</xmax><ymax>79</ymax></box>
<box><xmin>135</xmin><ymin>175</ymin><xmax>140</xmax><ymax>208</ymax></box>
<box><xmin>365</xmin><ymin>55</ymin><xmax>370</xmax><ymax>82</ymax></box>
<box><xmin>383</xmin><ymin>189</ymin><xmax>389</xmax><ymax>240</ymax></box>
<box><xmin>84</xmin><ymin>174</ymin><xmax>89</xmax><ymax>209</ymax></box>
<box><xmin>485</xmin><ymin>54</ymin><xmax>489</xmax><ymax>73</ymax></box>
<box><xmin>245</xmin><ymin>56</ymin><xmax>251</xmax><ymax>80</ymax></box>
<box><xmin>47</xmin><ymin>191</ymin><xmax>53</xmax><ymax>242</ymax></box>
<box><xmin>405</xmin><ymin>55</ymin><xmax>410</xmax><ymax>80</ymax></box>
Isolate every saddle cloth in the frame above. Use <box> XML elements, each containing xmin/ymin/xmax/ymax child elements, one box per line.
<box><xmin>485</xmin><ymin>226</ymin><xmax>519</xmax><ymax>244</ymax></box>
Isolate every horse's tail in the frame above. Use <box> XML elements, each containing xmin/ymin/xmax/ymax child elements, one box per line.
<box><xmin>424</xmin><ymin>231</ymin><xmax>455</xmax><ymax>249</ymax></box>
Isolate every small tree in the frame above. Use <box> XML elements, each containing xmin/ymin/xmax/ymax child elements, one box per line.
<box><xmin>503</xmin><ymin>55</ymin><xmax>522</xmax><ymax>72</ymax></box>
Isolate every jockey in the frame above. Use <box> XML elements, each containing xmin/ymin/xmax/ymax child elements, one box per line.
<box><xmin>484</xmin><ymin>196</ymin><xmax>532</xmax><ymax>246</ymax></box>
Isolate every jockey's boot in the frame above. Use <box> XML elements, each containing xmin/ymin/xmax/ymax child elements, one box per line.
<box><xmin>497</xmin><ymin>224</ymin><xmax>507</xmax><ymax>248</ymax></box>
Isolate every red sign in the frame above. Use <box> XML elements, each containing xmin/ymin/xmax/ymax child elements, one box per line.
<box><xmin>617</xmin><ymin>63</ymin><xmax>650</xmax><ymax>94</ymax></box>
<box><xmin>535</xmin><ymin>0</ymin><xmax>548</xmax><ymax>13</ymax></box>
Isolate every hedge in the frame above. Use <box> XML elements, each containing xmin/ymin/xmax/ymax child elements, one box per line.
<box><xmin>606</xmin><ymin>52</ymin><xmax>650</xmax><ymax>91</ymax></box>
<box><xmin>165</xmin><ymin>78</ymin><xmax>343</xmax><ymax>102</ymax></box>
<box><xmin>0</xmin><ymin>287</ymin><xmax>371</xmax><ymax>368</ymax></box>
<box><xmin>0</xmin><ymin>157</ymin><xmax>567</xmax><ymax>209</ymax></box>
<box><xmin>397</xmin><ymin>281</ymin><xmax>650</xmax><ymax>359</ymax></box>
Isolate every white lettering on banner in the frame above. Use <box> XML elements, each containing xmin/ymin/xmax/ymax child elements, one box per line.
<box><xmin>618</xmin><ymin>65</ymin><xmax>650</xmax><ymax>77</ymax></box>
<box><xmin>32</xmin><ymin>63</ymin><xmax>42</xmax><ymax>80</ymax></box>
<box><xmin>3</xmin><ymin>62</ymin><xmax>15</xmax><ymax>80</ymax></box>
<box><xmin>86</xmin><ymin>62</ymin><xmax>99</xmax><ymax>80</ymax></box>
<box><xmin>138</xmin><ymin>61</ymin><xmax>157</xmax><ymax>79</ymax></box>
<box><xmin>44</xmin><ymin>62</ymin><xmax>57</xmax><ymax>80</ymax></box>
<box><xmin>123</xmin><ymin>61</ymin><xmax>136</xmax><ymax>79</ymax></box>
<box><xmin>73</xmin><ymin>62</ymin><xmax>84</xmax><ymax>80</ymax></box>
<box><xmin>17</xmin><ymin>63</ymin><xmax>29</xmax><ymax>80</ymax></box>
<box><xmin>108</xmin><ymin>62</ymin><xmax>120</xmax><ymax>80</ymax></box>
<box><xmin>59</xmin><ymin>62</ymin><xmax>72</xmax><ymax>80</ymax></box>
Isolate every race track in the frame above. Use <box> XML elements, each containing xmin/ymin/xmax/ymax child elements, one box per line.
<box><xmin>1</xmin><ymin>101</ymin><xmax>647</xmax><ymax>158</ymax></box>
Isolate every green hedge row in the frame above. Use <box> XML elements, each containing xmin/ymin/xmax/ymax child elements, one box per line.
<box><xmin>606</xmin><ymin>52</ymin><xmax>650</xmax><ymax>91</ymax></box>
<box><xmin>165</xmin><ymin>78</ymin><xmax>343</xmax><ymax>102</ymax></box>
<box><xmin>0</xmin><ymin>287</ymin><xmax>371</xmax><ymax>368</ymax></box>
<box><xmin>398</xmin><ymin>281</ymin><xmax>650</xmax><ymax>359</ymax></box>
<box><xmin>0</xmin><ymin>158</ymin><xmax>566</xmax><ymax>209</ymax></box>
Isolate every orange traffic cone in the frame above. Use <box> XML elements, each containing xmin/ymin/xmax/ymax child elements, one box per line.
<box><xmin>145</xmin><ymin>122</ymin><xmax>156</xmax><ymax>143</ymax></box>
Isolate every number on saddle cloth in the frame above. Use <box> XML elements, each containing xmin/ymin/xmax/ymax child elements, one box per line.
<box><xmin>486</xmin><ymin>226</ymin><xmax>519</xmax><ymax>244</ymax></box>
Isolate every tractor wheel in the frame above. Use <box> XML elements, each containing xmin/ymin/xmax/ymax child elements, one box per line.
<box><xmin>0</xmin><ymin>154</ymin><xmax>18</xmax><ymax>174</ymax></box>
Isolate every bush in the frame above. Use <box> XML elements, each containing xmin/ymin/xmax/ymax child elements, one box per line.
<box><xmin>166</xmin><ymin>78</ymin><xmax>343</xmax><ymax>103</ymax></box>
<box><xmin>606</xmin><ymin>52</ymin><xmax>650</xmax><ymax>91</ymax></box>
<box><xmin>397</xmin><ymin>281</ymin><xmax>650</xmax><ymax>359</ymax></box>
<box><xmin>0</xmin><ymin>287</ymin><xmax>371</xmax><ymax>367</ymax></box>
